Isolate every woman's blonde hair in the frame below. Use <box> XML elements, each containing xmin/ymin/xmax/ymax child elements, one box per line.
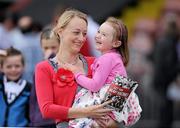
<box><xmin>53</xmin><ymin>8</ymin><xmax>87</xmax><ymax>35</ymax></box>
<box><xmin>106</xmin><ymin>17</ymin><xmax>129</xmax><ymax>66</ymax></box>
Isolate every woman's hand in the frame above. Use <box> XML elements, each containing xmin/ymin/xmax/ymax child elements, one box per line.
<box><xmin>94</xmin><ymin>116</ymin><xmax>119</xmax><ymax>128</ymax></box>
<box><xmin>84</xmin><ymin>100</ymin><xmax>113</xmax><ymax>118</ymax></box>
<box><xmin>68</xmin><ymin>100</ymin><xmax>113</xmax><ymax>119</ymax></box>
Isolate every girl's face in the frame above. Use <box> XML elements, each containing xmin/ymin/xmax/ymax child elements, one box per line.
<box><xmin>58</xmin><ymin>17</ymin><xmax>87</xmax><ymax>53</ymax></box>
<box><xmin>41</xmin><ymin>38</ymin><xmax>60</xmax><ymax>59</ymax></box>
<box><xmin>2</xmin><ymin>55</ymin><xmax>24</xmax><ymax>81</ymax></box>
<box><xmin>95</xmin><ymin>22</ymin><xmax>116</xmax><ymax>54</ymax></box>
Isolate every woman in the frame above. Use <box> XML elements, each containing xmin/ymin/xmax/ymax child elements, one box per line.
<box><xmin>35</xmin><ymin>9</ymin><xmax>114</xmax><ymax>128</ymax></box>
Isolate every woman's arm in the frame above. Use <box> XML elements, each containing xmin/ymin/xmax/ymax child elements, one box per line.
<box><xmin>35</xmin><ymin>62</ymin><xmax>112</xmax><ymax>120</ymax></box>
<box><xmin>35</xmin><ymin>63</ymin><xmax>69</xmax><ymax>119</ymax></box>
<box><xmin>68</xmin><ymin>100</ymin><xmax>113</xmax><ymax>119</ymax></box>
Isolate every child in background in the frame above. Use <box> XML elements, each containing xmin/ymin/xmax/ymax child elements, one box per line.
<box><xmin>40</xmin><ymin>28</ymin><xmax>60</xmax><ymax>60</ymax></box>
<box><xmin>66</xmin><ymin>17</ymin><xmax>142</xmax><ymax>128</ymax></box>
<box><xmin>29</xmin><ymin>28</ymin><xmax>59</xmax><ymax>127</ymax></box>
<box><xmin>0</xmin><ymin>47</ymin><xmax>31</xmax><ymax>127</ymax></box>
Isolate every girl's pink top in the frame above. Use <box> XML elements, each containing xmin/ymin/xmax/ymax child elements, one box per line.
<box><xmin>75</xmin><ymin>50</ymin><xmax>127</xmax><ymax>92</ymax></box>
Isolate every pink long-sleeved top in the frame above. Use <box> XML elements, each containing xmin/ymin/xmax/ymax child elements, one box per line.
<box><xmin>75</xmin><ymin>50</ymin><xmax>127</xmax><ymax>92</ymax></box>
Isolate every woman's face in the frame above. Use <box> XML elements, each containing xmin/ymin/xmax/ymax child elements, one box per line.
<box><xmin>95</xmin><ymin>22</ymin><xmax>115</xmax><ymax>54</ymax></box>
<box><xmin>59</xmin><ymin>17</ymin><xmax>87</xmax><ymax>53</ymax></box>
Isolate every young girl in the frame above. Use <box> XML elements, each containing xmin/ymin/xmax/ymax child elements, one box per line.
<box><xmin>66</xmin><ymin>17</ymin><xmax>142</xmax><ymax>128</ymax></box>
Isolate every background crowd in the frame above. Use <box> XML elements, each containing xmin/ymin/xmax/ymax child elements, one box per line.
<box><xmin>0</xmin><ymin>0</ymin><xmax>180</xmax><ymax>128</ymax></box>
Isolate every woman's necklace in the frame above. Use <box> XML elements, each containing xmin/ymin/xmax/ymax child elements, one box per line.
<box><xmin>58</xmin><ymin>55</ymin><xmax>79</xmax><ymax>66</ymax></box>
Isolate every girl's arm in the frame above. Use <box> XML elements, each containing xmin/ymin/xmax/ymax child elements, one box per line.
<box><xmin>67</xmin><ymin>56</ymin><xmax>113</xmax><ymax>92</ymax></box>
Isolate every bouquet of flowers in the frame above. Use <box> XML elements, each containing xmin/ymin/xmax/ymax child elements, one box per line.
<box><xmin>104</xmin><ymin>75</ymin><xmax>138</xmax><ymax>113</ymax></box>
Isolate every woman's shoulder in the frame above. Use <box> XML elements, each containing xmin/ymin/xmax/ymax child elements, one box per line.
<box><xmin>35</xmin><ymin>60</ymin><xmax>51</xmax><ymax>70</ymax></box>
<box><xmin>36</xmin><ymin>60</ymin><xmax>49</xmax><ymax>66</ymax></box>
